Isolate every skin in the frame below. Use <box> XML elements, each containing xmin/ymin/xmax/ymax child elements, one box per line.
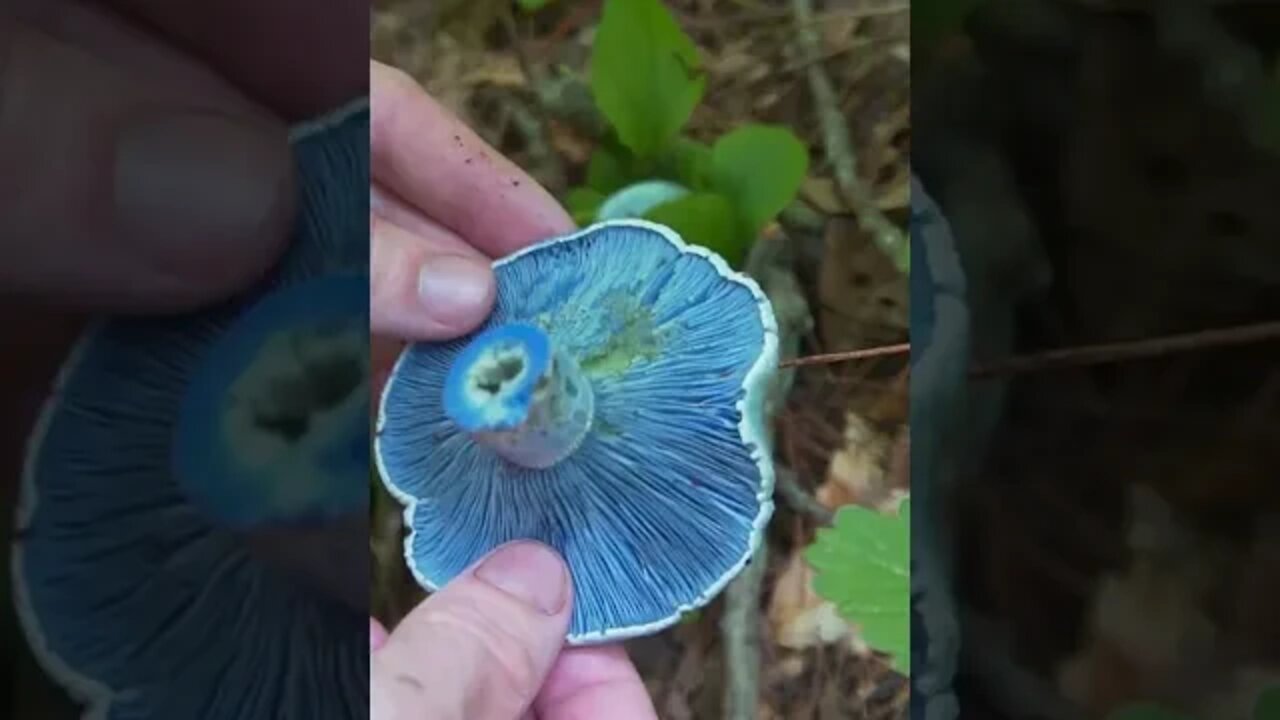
<box><xmin>0</xmin><ymin>0</ymin><xmax>367</xmax><ymax>509</ymax></box>
<box><xmin>0</xmin><ymin>2</ymin><xmax>657</xmax><ymax>716</ymax></box>
<box><xmin>370</xmin><ymin>60</ymin><xmax>658</xmax><ymax>720</ymax></box>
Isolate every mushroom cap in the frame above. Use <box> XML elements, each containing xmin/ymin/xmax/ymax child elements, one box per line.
<box><xmin>376</xmin><ymin>219</ymin><xmax>779</xmax><ymax>644</ymax></box>
<box><xmin>12</xmin><ymin>100</ymin><xmax>371</xmax><ymax>718</ymax></box>
<box><xmin>595</xmin><ymin>179</ymin><xmax>691</xmax><ymax>221</ymax></box>
<box><xmin>174</xmin><ymin>271</ymin><xmax>369</xmax><ymax>529</ymax></box>
<box><xmin>909</xmin><ymin>174</ymin><xmax>966</xmax><ymax>720</ymax></box>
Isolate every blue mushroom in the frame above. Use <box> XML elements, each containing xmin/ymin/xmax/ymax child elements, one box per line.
<box><xmin>375</xmin><ymin>219</ymin><xmax>779</xmax><ymax>644</ymax></box>
<box><xmin>12</xmin><ymin>101</ymin><xmax>371</xmax><ymax>718</ymax></box>
<box><xmin>909</xmin><ymin>174</ymin><xmax>966</xmax><ymax>720</ymax></box>
<box><xmin>595</xmin><ymin>180</ymin><xmax>691</xmax><ymax>221</ymax></box>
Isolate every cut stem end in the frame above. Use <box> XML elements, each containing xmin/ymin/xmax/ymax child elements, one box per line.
<box><xmin>442</xmin><ymin>323</ymin><xmax>594</xmax><ymax>469</ymax></box>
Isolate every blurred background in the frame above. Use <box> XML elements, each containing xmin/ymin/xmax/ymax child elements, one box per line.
<box><xmin>913</xmin><ymin>1</ymin><xmax>1280</xmax><ymax>719</ymax></box>
<box><xmin>371</xmin><ymin>0</ymin><xmax>911</xmax><ymax>718</ymax></box>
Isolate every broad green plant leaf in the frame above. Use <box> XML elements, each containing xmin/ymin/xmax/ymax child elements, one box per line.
<box><xmin>914</xmin><ymin>0</ymin><xmax>987</xmax><ymax>53</ymax></box>
<box><xmin>644</xmin><ymin>192</ymin><xmax>740</xmax><ymax>265</ymax></box>
<box><xmin>660</xmin><ymin>137</ymin><xmax>714</xmax><ymax>190</ymax></box>
<box><xmin>586</xmin><ymin>144</ymin><xmax>635</xmax><ymax>194</ymax></box>
<box><xmin>1252</xmin><ymin>80</ymin><xmax>1280</xmax><ymax>156</ymax></box>
<box><xmin>708</xmin><ymin>124</ymin><xmax>808</xmax><ymax>239</ymax></box>
<box><xmin>806</xmin><ymin>500</ymin><xmax>909</xmax><ymax>673</ymax></box>
<box><xmin>590</xmin><ymin>0</ymin><xmax>705</xmax><ymax>160</ymax></box>
<box><xmin>564</xmin><ymin>187</ymin><xmax>606</xmax><ymax>226</ymax></box>
<box><xmin>1256</xmin><ymin>686</ymin><xmax>1280</xmax><ymax>720</ymax></box>
<box><xmin>516</xmin><ymin>0</ymin><xmax>552</xmax><ymax>11</ymax></box>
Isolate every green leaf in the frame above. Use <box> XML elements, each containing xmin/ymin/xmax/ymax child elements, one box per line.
<box><xmin>914</xmin><ymin>0</ymin><xmax>986</xmax><ymax>52</ymax></box>
<box><xmin>643</xmin><ymin>192</ymin><xmax>742</xmax><ymax>265</ymax></box>
<box><xmin>590</xmin><ymin>0</ymin><xmax>705</xmax><ymax>160</ymax></box>
<box><xmin>565</xmin><ymin>187</ymin><xmax>606</xmax><ymax>226</ymax></box>
<box><xmin>708</xmin><ymin>124</ymin><xmax>808</xmax><ymax>239</ymax></box>
<box><xmin>586</xmin><ymin>144</ymin><xmax>635</xmax><ymax>194</ymax></box>
<box><xmin>1105</xmin><ymin>703</ymin><xmax>1195</xmax><ymax>720</ymax></box>
<box><xmin>660</xmin><ymin>137</ymin><xmax>714</xmax><ymax>189</ymax></box>
<box><xmin>1252</xmin><ymin>80</ymin><xmax>1280</xmax><ymax>156</ymax></box>
<box><xmin>805</xmin><ymin>500</ymin><xmax>909</xmax><ymax>673</ymax></box>
<box><xmin>516</xmin><ymin>0</ymin><xmax>552</xmax><ymax>11</ymax></box>
<box><xmin>1256</xmin><ymin>686</ymin><xmax>1280</xmax><ymax>720</ymax></box>
<box><xmin>680</xmin><ymin>608</ymin><xmax>703</xmax><ymax>625</ymax></box>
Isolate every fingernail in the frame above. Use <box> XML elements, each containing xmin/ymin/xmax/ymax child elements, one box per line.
<box><xmin>417</xmin><ymin>254</ymin><xmax>494</xmax><ymax>320</ymax></box>
<box><xmin>474</xmin><ymin>542</ymin><xmax>568</xmax><ymax>615</ymax></box>
<box><xmin>115</xmin><ymin>112</ymin><xmax>290</xmax><ymax>267</ymax></box>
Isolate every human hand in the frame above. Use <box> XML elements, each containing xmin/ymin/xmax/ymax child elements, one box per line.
<box><xmin>0</xmin><ymin>0</ymin><xmax>365</xmax><ymax>512</ymax></box>
<box><xmin>0</xmin><ymin>0</ymin><xmax>364</xmax><ymax>311</ymax></box>
<box><xmin>369</xmin><ymin>542</ymin><xmax>657</xmax><ymax>720</ymax></box>
<box><xmin>367</xmin><ymin>62</ymin><xmax>658</xmax><ymax>720</ymax></box>
<box><xmin>368</xmin><ymin>60</ymin><xmax>573</xmax><ymax>386</ymax></box>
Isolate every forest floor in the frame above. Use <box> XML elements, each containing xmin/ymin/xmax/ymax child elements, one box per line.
<box><xmin>371</xmin><ymin>0</ymin><xmax>912</xmax><ymax>718</ymax></box>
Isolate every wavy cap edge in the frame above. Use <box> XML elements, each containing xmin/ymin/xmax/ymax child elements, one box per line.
<box><xmin>374</xmin><ymin>218</ymin><xmax>780</xmax><ymax>644</ymax></box>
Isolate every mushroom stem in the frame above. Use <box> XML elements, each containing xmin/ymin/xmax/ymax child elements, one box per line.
<box><xmin>442</xmin><ymin>323</ymin><xmax>595</xmax><ymax>469</ymax></box>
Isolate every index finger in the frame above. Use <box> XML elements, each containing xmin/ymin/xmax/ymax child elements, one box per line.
<box><xmin>370</xmin><ymin>61</ymin><xmax>575</xmax><ymax>259</ymax></box>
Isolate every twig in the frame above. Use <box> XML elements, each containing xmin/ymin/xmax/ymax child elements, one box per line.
<box><xmin>791</xmin><ymin>0</ymin><xmax>909</xmax><ymax>272</ymax></box>
<box><xmin>774</xmin><ymin>467</ymin><xmax>836</xmax><ymax>525</ymax></box>
<box><xmin>971</xmin><ymin>321</ymin><xmax>1280</xmax><ymax>379</ymax></box>
<box><xmin>779</xmin><ymin>320</ymin><xmax>1280</xmax><ymax>373</ymax></box>
<box><xmin>780</xmin><ymin>343</ymin><xmax>910</xmax><ymax>368</ymax></box>
<box><xmin>721</xmin><ymin>541</ymin><xmax>768</xmax><ymax>720</ymax></box>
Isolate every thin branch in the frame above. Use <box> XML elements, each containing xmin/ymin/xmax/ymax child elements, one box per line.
<box><xmin>778</xmin><ymin>320</ymin><xmax>1280</xmax><ymax>373</ymax></box>
<box><xmin>791</xmin><ymin>0</ymin><xmax>909</xmax><ymax>272</ymax></box>
<box><xmin>971</xmin><ymin>321</ymin><xmax>1280</xmax><ymax>379</ymax></box>
<box><xmin>780</xmin><ymin>343</ymin><xmax>910</xmax><ymax>368</ymax></box>
<box><xmin>774</xmin><ymin>468</ymin><xmax>836</xmax><ymax>525</ymax></box>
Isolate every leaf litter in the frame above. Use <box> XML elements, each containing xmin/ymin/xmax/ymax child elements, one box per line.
<box><xmin>373</xmin><ymin>0</ymin><xmax>912</xmax><ymax>717</ymax></box>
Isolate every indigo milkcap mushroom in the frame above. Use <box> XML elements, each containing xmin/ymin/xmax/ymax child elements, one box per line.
<box><xmin>375</xmin><ymin>219</ymin><xmax>779</xmax><ymax>643</ymax></box>
<box><xmin>595</xmin><ymin>179</ymin><xmax>691</xmax><ymax>221</ymax></box>
<box><xmin>909</xmin><ymin>174</ymin><xmax>967</xmax><ymax>720</ymax></box>
<box><xmin>12</xmin><ymin>100</ymin><xmax>371</xmax><ymax>719</ymax></box>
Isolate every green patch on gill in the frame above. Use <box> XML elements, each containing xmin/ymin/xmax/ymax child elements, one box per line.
<box><xmin>577</xmin><ymin>292</ymin><xmax>666</xmax><ymax>377</ymax></box>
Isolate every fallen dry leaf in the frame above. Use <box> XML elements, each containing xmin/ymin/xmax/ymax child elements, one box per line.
<box><xmin>1055</xmin><ymin>486</ymin><xmax>1225</xmax><ymax>717</ymax></box>
<box><xmin>547</xmin><ymin>118</ymin><xmax>594</xmax><ymax>165</ymax></box>
<box><xmin>816</xmin><ymin>412</ymin><xmax>901</xmax><ymax>511</ymax></box>
<box><xmin>457</xmin><ymin>52</ymin><xmax>525</xmax><ymax>89</ymax></box>
<box><xmin>768</xmin><ymin>546</ymin><xmax>867</xmax><ymax>653</ymax></box>
<box><xmin>801</xmin><ymin>177</ymin><xmax>849</xmax><ymax>215</ymax></box>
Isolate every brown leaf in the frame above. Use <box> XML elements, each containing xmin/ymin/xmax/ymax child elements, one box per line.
<box><xmin>801</xmin><ymin>177</ymin><xmax>849</xmax><ymax>214</ymax></box>
<box><xmin>458</xmin><ymin>52</ymin><xmax>526</xmax><ymax>89</ymax></box>
<box><xmin>817</xmin><ymin>216</ymin><xmax>907</xmax><ymax>351</ymax></box>
<box><xmin>816</xmin><ymin>411</ymin><xmax>901</xmax><ymax>511</ymax></box>
<box><xmin>767</xmin><ymin>546</ymin><xmax>865</xmax><ymax>653</ymax></box>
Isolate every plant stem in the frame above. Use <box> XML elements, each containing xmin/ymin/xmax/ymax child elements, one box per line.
<box><xmin>791</xmin><ymin>0</ymin><xmax>909</xmax><ymax>272</ymax></box>
<box><xmin>721</xmin><ymin>541</ymin><xmax>768</xmax><ymax>720</ymax></box>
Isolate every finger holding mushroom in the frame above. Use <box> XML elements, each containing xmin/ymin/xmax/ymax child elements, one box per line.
<box><xmin>376</xmin><ymin>219</ymin><xmax>780</xmax><ymax>644</ymax></box>
<box><xmin>13</xmin><ymin>102</ymin><xmax>372</xmax><ymax>719</ymax></box>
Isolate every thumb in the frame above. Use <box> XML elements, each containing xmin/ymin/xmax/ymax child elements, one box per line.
<box><xmin>0</xmin><ymin>12</ymin><xmax>293</xmax><ymax>312</ymax></box>
<box><xmin>371</xmin><ymin>542</ymin><xmax>573</xmax><ymax>720</ymax></box>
